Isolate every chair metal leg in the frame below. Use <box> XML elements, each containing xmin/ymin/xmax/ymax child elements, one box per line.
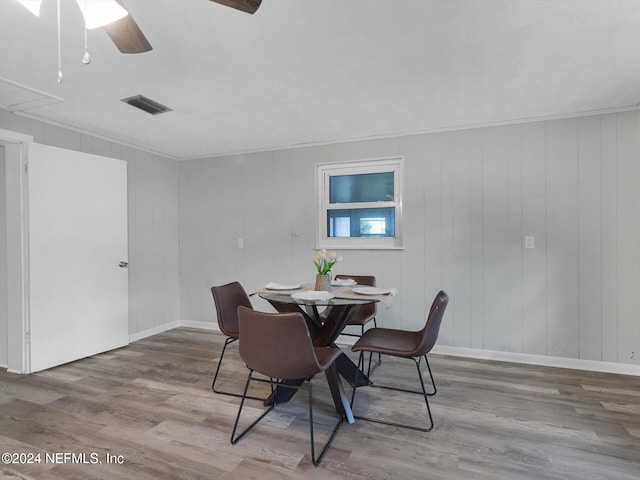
<box><xmin>368</xmin><ymin>354</ymin><xmax>437</xmax><ymax>396</ymax></box>
<box><xmin>421</xmin><ymin>355</ymin><xmax>437</xmax><ymax>396</ymax></box>
<box><xmin>350</xmin><ymin>351</ymin><xmax>366</xmax><ymax>408</ymax></box>
<box><xmin>364</xmin><ymin>320</ymin><xmax>382</xmax><ymax>378</ymax></box>
<box><xmin>212</xmin><ymin>337</ymin><xmax>263</xmax><ymax>401</ymax></box>
<box><xmin>230</xmin><ymin>369</ymin><xmax>275</xmax><ymax>444</ymax></box>
<box><xmin>212</xmin><ymin>337</ymin><xmax>235</xmax><ymax>393</ymax></box>
<box><xmin>231</xmin><ymin>370</ymin><xmax>344</xmax><ymax>466</ymax></box>
<box><xmin>308</xmin><ymin>377</ymin><xmax>345</xmax><ymax>466</ymax></box>
<box><xmin>351</xmin><ymin>352</ymin><xmax>434</xmax><ymax>432</ymax></box>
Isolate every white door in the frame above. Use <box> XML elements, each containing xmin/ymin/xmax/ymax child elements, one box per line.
<box><xmin>28</xmin><ymin>143</ymin><xmax>128</xmax><ymax>372</ymax></box>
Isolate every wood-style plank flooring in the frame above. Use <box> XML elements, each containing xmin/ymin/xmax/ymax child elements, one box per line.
<box><xmin>1</xmin><ymin>327</ymin><xmax>639</xmax><ymax>479</ymax></box>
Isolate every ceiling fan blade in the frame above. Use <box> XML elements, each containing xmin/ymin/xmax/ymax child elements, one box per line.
<box><xmin>209</xmin><ymin>0</ymin><xmax>262</xmax><ymax>14</ymax></box>
<box><xmin>103</xmin><ymin>1</ymin><xmax>152</xmax><ymax>54</ymax></box>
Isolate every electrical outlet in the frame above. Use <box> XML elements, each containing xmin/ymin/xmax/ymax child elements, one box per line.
<box><xmin>524</xmin><ymin>236</ymin><xmax>535</xmax><ymax>249</ymax></box>
<box><xmin>237</xmin><ymin>238</ymin><xmax>244</xmax><ymax>249</ymax></box>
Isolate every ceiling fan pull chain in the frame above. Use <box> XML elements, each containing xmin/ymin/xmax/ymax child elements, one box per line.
<box><xmin>82</xmin><ymin>0</ymin><xmax>91</xmax><ymax>64</ymax></box>
<box><xmin>57</xmin><ymin>0</ymin><xmax>62</xmax><ymax>83</ymax></box>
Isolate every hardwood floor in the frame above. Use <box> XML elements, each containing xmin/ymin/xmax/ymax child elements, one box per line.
<box><xmin>1</xmin><ymin>327</ymin><xmax>639</xmax><ymax>479</ymax></box>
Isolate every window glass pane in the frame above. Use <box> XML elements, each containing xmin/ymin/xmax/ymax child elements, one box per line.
<box><xmin>329</xmin><ymin>172</ymin><xmax>394</xmax><ymax>203</ymax></box>
<box><xmin>360</xmin><ymin>218</ymin><xmax>386</xmax><ymax>235</ymax></box>
<box><xmin>327</xmin><ymin>208</ymin><xmax>395</xmax><ymax>238</ymax></box>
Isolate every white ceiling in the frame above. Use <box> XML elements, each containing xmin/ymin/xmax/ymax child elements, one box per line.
<box><xmin>1</xmin><ymin>0</ymin><xmax>640</xmax><ymax>160</ymax></box>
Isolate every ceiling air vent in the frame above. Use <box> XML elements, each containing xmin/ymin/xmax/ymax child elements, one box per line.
<box><xmin>121</xmin><ymin>95</ymin><xmax>172</xmax><ymax>115</ymax></box>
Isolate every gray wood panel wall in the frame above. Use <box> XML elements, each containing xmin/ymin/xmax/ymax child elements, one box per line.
<box><xmin>2</xmin><ymin>108</ymin><xmax>638</xmax><ymax>368</ymax></box>
<box><xmin>180</xmin><ymin>111</ymin><xmax>640</xmax><ymax>366</ymax></box>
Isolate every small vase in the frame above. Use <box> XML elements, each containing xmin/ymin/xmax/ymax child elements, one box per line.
<box><xmin>314</xmin><ymin>274</ymin><xmax>331</xmax><ymax>291</ymax></box>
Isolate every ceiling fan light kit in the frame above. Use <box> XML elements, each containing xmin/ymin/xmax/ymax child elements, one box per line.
<box><xmin>18</xmin><ymin>0</ymin><xmax>128</xmax><ymax>28</ymax></box>
<box><xmin>75</xmin><ymin>0</ymin><xmax>128</xmax><ymax>29</ymax></box>
<box><xmin>17</xmin><ymin>0</ymin><xmax>42</xmax><ymax>16</ymax></box>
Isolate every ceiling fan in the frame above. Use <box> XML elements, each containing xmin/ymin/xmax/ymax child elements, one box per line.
<box><xmin>105</xmin><ymin>0</ymin><xmax>263</xmax><ymax>53</ymax></box>
<box><xmin>17</xmin><ymin>0</ymin><xmax>263</xmax><ymax>54</ymax></box>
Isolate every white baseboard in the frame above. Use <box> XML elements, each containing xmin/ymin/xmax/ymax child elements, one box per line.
<box><xmin>430</xmin><ymin>345</ymin><xmax>640</xmax><ymax>377</ymax></box>
<box><xmin>180</xmin><ymin>320</ymin><xmax>218</xmax><ymax>331</ymax></box>
<box><xmin>127</xmin><ymin>320</ymin><xmax>640</xmax><ymax>377</ymax></box>
<box><xmin>128</xmin><ymin>320</ymin><xmax>181</xmax><ymax>342</ymax></box>
<box><xmin>127</xmin><ymin>319</ymin><xmax>219</xmax><ymax>343</ymax></box>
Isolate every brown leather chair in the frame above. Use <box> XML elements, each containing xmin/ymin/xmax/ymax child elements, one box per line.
<box><xmin>210</xmin><ymin>282</ymin><xmax>260</xmax><ymax>399</ymax></box>
<box><xmin>331</xmin><ymin>274</ymin><xmax>381</xmax><ymax>371</ymax></box>
<box><xmin>231</xmin><ymin>307</ymin><xmax>345</xmax><ymax>466</ymax></box>
<box><xmin>333</xmin><ymin>274</ymin><xmax>378</xmax><ymax>334</ymax></box>
<box><xmin>350</xmin><ymin>290</ymin><xmax>448</xmax><ymax>432</ymax></box>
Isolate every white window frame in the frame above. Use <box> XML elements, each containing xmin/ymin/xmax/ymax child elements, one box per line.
<box><xmin>315</xmin><ymin>156</ymin><xmax>404</xmax><ymax>250</ymax></box>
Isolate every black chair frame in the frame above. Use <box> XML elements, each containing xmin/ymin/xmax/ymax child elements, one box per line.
<box><xmin>211</xmin><ymin>336</ymin><xmax>263</xmax><ymax>401</ymax></box>
<box><xmin>231</xmin><ymin>366</ymin><xmax>345</xmax><ymax>466</ymax></box>
<box><xmin>362</xmin><ymin>350</ymin><xmax>437</xmax><ymax>396</ymax></box>
<box><xmin>350</xmin><ymin>351</ymin><xmax>436</xmax><ymax>432</ymax></box>
<box><xmin>340</xmin><ymin>318</ymin><xmax>378</xmax><ymax>338</ymax></box>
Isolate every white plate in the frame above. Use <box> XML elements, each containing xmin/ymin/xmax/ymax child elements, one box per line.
<box><xmin>264</xmin><ymin>282</ymin><xmax>301</xmax><ymax>291</ymax></box>
<box><xmin>331</xmin><ymin>278</ymin><xmax>356</xmax><ymax>286</ymax></box>
<box><xmin>291</xmin><ymin>291</ymin><xmax>335</xmax><ymax>301</ymax></box>
<box><xmin>352</xmin><ymin>286</ymin><xmax>392</xmax><ymax>296</ymax></box>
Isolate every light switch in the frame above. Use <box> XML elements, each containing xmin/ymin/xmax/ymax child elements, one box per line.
<box><xmin>237</xmin><ymin>238</ymin><xmax>244</xmax><ymax>249</ymax></box>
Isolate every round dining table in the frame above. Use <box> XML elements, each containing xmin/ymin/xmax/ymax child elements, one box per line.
<box><xmin>258</xmin><ymin>290</ymin><xmax>379</xmax><ymax>424</ymax></box>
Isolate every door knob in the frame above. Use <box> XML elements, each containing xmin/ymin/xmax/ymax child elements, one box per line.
<box><xmin>119</xmin><ymin>261</ymin><xmax>128</xmax><ymax>268</ymax></box>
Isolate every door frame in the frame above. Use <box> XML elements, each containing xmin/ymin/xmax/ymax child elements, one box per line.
<box><xmin>0</xmin><ymin>127</ymin><xmax>31</xmax><ymax>374</ymax></box>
